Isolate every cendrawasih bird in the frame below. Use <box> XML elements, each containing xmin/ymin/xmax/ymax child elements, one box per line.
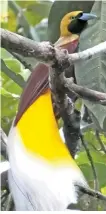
<box><xmin>7</xmin><ymin>11</ymin><xmax>96</xmax><ymax>211</ymax></box>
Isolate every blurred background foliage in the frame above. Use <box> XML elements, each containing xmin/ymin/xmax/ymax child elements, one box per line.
<box><xmin>0</xmin><ymin>0</ymin><xmax>106</xmax><ymax>211</ymax></box>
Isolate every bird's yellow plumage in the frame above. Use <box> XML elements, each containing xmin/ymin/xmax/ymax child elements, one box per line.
<box><xmin>17</xmin><ymin>89</ymin><xmax>78</xmax><ymax>168</ymax></box>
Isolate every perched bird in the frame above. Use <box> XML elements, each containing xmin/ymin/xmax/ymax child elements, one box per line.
<box><xmin>7</xmin><ymin>11</ymin><xmax>96</xmax><ymax>211</ymax></box>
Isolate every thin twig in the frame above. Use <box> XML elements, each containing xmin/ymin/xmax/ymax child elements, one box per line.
<box><xmin>1</xmin><ymin>59</ymin><xmax>26</xmax><ymax>88</ymax></box>
<box><xmin>64</xmin><ymin>77</ymin><xmax>106</xmax><ymax>105</ymax></box>
<box><xmin>80</xmin><ymin>133</ymin><xmax>99</xmax><ymax>190</ymax></box>
<box><xmin>77</xmin><ymin>185</ymin><xmax>106</xmax><ymax>201</ymax></box>
<box><xmin>95</xmin><ymin>130</ymin><xmax>106</xmax><ymax>154</ymax></box>
<box><xmin>69</xmin><ymin>41</ymin><xmax>106</xmax><ymax>62</ymax></box>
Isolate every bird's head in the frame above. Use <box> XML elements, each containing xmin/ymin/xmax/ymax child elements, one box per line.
<box><xmin>60</xmin><ymin>11</ymin><xmax>97</xmax><ymax>37</ymax></box>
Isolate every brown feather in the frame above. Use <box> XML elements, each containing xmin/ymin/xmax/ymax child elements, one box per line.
<box><xmin>15</xmin><ymin>64</ymin><xmax>49</xmax><ymax>125</ymax></box>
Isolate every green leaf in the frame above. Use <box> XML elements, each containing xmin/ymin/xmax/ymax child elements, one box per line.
<box><xmin>1</xmin><ymin>95</ymin><xmax>19</xmax><ymax>134</ymax></box>
<box><xmin>84</xmin><ymin>130</ymin><xmax>100</xmax><ymax>149</ymax></box>
<box><xmin>101</xmin><ymin>134</ymin><xmax>106</xmax><ymax>145</ymax></box>
<box><xmin>76</xmin><ymin>150</ymin><xmax>106</xmax><ymax>165</ymax></box>
<box><xmin>15</xmin><ymin>0</ymin><xmax>35</xmax><ymax>8</ymax></box>
<box><xmin>48</xmin><ymin>0</ymin><xmax>94</xmax><ymax>43</ymax></box>
<box><xmin>79</xmin><ymin>163</ymin><xmax>106</xmax><ymax>188</ymax></box>
<box><xmin>75</xmin><ymin>98</ymin><xmax>82</xmax><ymax>111</ymax></box>
<box><xmin>77</xmin><ymin>148</ymin><xmax>106</xmax><ymax>189</ymax></box>
<box><xmin>101</xmin><ymin>186</ymin><xmax>106</xmax><ymax>195</ymax></box>
<box><xmin>16</xmin><ymin>0</ymin><xmax>52</xmax><ymax>26</ymax></box>
<box><xmin>0</xmin><ymin>87</ymin><xmax>20</xmax><ymax>98</ymax></box>
<box><xmin>1</xmin><ymin>71</ymin><xmax>22</xmax><ymax>95</ymax></box>
<box><xmin>27</xmin><ymin>1</ymin><xmax>52</xmax><ymax>18</ymax></box>
<box><xmin>1</xmin><ymin>48</ymin><xmax>12</xmax><ymax>59</ymax></box>
<box><xmin>3</xmin><ymin>59</ymin><xmax>22</xmax><ymax>74</ymax></box>
<box><xmin>75</xmin><ymin>1</ymin><xmax>106</xmax><ymax>131</ymax></box>
<box><xmin>58</xmin><ymin>118</ymin><xmax>63</xmax><ymax>129</ymax></box>
<box><xmin>20</xmin><ymin>68</ymin><xmax>31</xmax><ymax>81</ymax></box>
<box><xmin>1</xmin><ymin>59</ymin><xmax>24</xmax><ymax>94</ymax></box>
<box><xmin>1</xmin><ymin>8</ymin><xmax>17</xmax><ymax>32</ymax></box>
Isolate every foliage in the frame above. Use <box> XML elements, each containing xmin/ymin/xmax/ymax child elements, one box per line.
<box><xmin>1</xmin><ymin>0</ymin><xmax>50</xmax><ymax>134</ymax></box>
<box><xmin>1</xmin><ymin>0</ymin><xmax>106</xmax><ymax>211</ymax></box>
<box><xmin>75</xmin><ymin>1</ymin><xmax>106</xmax><ymax>132</ymax></box>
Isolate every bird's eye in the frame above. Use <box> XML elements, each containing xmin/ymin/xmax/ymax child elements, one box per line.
<box><xmin>71</xmin><ymin>16</ymin><xmax>75</xmax><ymax>20</ymax></box>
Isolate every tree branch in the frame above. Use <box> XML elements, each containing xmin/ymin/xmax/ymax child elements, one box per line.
<box><xmin>69</xmin><ymin>41</ymin><xmax>106</xmax><ymax>62</ymax></box>
<box><xmin>1</xmin><ymin>59</ymin><xmax>26</xmax><ymax>88</ymax></box>
<box><xmin>64</xmin><ymin>77</ymin><xmax>106</xmax><ymax>105</ymax></box>
<box><xmin>1</xmin><ymin>28</ymin><xmax>55</xmax><ymax>63</ymax></box>
<box><xmin>77</xmin><ymin>185</ymin><xmax>106</xmax><ymax>201</ymax></box>
<box><xmin>1</xmin><ymin>28</ymin><xmax>106</xmax><ymax>105</ymax></box>
<box><xmin>49</xmin><ymin>55</ymin><xmax>81</xmax><ymax>157</ymax></box>
<box><xmin>1</xmin><ymin>28</ymin><xmax>106</xmax><ymax>65</ymax></box>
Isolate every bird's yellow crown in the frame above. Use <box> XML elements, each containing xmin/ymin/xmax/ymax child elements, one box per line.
<box><xmin>60</xmin><ymin>11</ymin><xmax>83</xmax><ymax>36</ymax></box>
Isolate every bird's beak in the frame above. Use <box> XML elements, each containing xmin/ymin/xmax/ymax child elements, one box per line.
<box><xmin>78</xmin><ymin>13</ymin><xmax>97</xmax><ymax>21</ymax></box>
